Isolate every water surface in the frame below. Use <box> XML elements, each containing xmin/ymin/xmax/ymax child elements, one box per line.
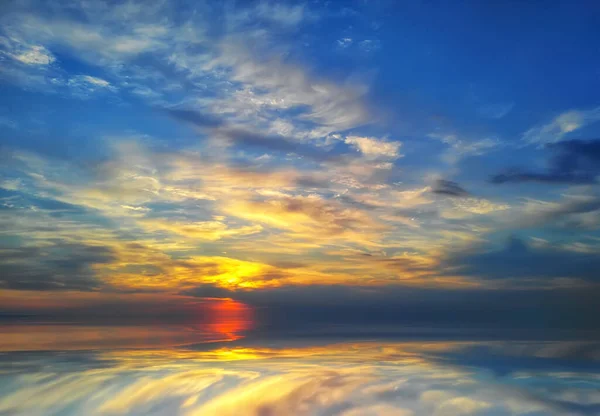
<box><xmin>1</xmin><ymin>332</ymin><xmax>599</xmax><ymax>415</ymax></box>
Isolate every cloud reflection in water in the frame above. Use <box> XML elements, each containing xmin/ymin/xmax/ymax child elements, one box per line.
<box><xmin>1</xmin><ymin>340</ymin><xmax>599</xmax><ymax>415</ymax></box>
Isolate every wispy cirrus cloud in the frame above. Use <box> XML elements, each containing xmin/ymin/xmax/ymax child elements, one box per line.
<box><xmin>428</xmin><ymin>133</ymin><xmax>500</xmax><ymax>164</ymax></box>
<box><xmin>523</xmin><ymin>107</ymin><xmax>600</xmax><ymax>145</ymax></box>
<box><xmin>1</xmin><ymin>0</ymin><xmax>599</xmax><ymax>304</ymax></box>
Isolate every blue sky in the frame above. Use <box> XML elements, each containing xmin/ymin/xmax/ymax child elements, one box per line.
<box><xmin>1</xmin><ymin>0</ymin><xmax>600</xmax><ymax>329</ymax></box>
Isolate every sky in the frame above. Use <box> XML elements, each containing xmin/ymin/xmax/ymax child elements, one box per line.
<box><xmin>1</xmin><ymin>0</ymin><xmax>600</xmax><ymax>335</ymax></box>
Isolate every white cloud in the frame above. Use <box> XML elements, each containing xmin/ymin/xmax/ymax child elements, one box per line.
<box><xmin>5</xmin><ymin>16</ymin><xmax>166</xmax><ymax>64</ymax></box>
<box><xmin>358</xmin><ymin>39</ymin><xmax>381</xmax><ymax>53</ymax></box>
<box><xmin>442</xmin><ymin>198</ymin><xmax>510</xmax><ymax>219</ymax></box>
<box><xmin>121</xmin><ymin>205</ymin><xmax>150</xmax><ymax>212</ymax></box>
<box><xmin>11</xmin><ymin>45</ymin><xmax>55</xmax><ymax>65</ymax></box>
<box><xmin>433</xmin><ymin>396</ymin><xmax>491</xmax><ymax>416</ymax></box>
<box><xmin>1</xmin><ymin>1</ymin><xmax>370</xmax><ymax>137</ymax></box>
<box><xmin>204</xmin><ymin>37</ymin><xmax>370</xmax><ymax>131</ymax></box>
<box><xmin>66</xmin><ymin>74</ymin><xmax>115</xmax><ymax>93</ymax></box>
<box><xmin>345</xmin><ymin>136</ymin><xmax>402</xmax><ymax>159</ymax></box>
<box><xmin>0</xmin><ymin>35</ymin><xmax>55</xmax><ymax>66</ymax></box>
<box><xmin>254</xmin><ymin>2</ymin><xmax>307</xmax><ymax>27</ymax></box>
<box><xmin>428</xmin><ymin>133</ymin><xmax>499</xmax><ymax>164</ymax></box>
<box><xmin>523</xmin><ymin>107</ymin><xmax>600</xmax><ymax>145</ymax></box>
<box><xmin>337</xmin><ymin>38</ymin><xmax>353</xmax><ymax>48</ymax></box>
<box><xmin>477</xmin><ymin>102</ymin><xmax>514</xmax><ymax>119</ymax></box>
<box><xmin>78</xmin><ymin>75</ymin><xmax>112</xmax><ymax>88</ymax></box>
<box><xmin>225</xmin><ymin>1</ymin><xmax>308</xmax><ymax>30</ymax></box>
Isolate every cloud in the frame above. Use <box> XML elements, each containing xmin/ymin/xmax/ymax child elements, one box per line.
<box><xmin>523</xmin><ymin>107</ymin><xmax>600</xmax><ymax>145</ymax></box>
<box><xmin>224</xmin><ymin>194</ymin><xmax>385</xmax><ymax>243</ymax></box>
<box><xmin>445</xmin><ymin>198</ymin><xmax>509</xmax><ymax>217</ymax></box>
<box><xmin>4</xmin><ymin>281</ymin><xmax>600</xmax><ymax>337</ymax></box>
<box><xmin>164</xmin><ymin>108</ymin><xmax>225</xmax><ymax>128</ymax></box>
<box><xmin>3</xmin><ymin>7</ymin><xmax>169</xmax><ymax>64</ymax></box>
<box><xmin>491</xmin><ymin>139</ymin><xmax>600</xmax><ymax>185</ymax></box>
<box><xmin>91</xmin><ymin>240</ymin><xmax>287</xmax><ymax>291</ymax></box>
<box><xmin>139</xmin><ymin>218</ymin><xmax>263</xmax><ymax>240</ymax></box>
<box><xmin>204</xmin><ymin>33</ymin><xmax>370</xmax><ymax>131</ymax></box>
<box><xmin>445</xmin><ymin>236</ymin><xmax>600</xmax><ymax>282</ymax></box>
<box><xmin>337</xmin><ymin>37</ymin><xmax>353</xmax><ymax>48</ymax></box>
<box><xmin>66</xmin><ymin>74</ymin><xmax>116</xmax><ymax>98</ymax></box>
<box><xmin>77</xmin><ymin>75</ymin><xmax>112</xmax><ymax>88</ymax></box>
<box><xmin>230</xmin><ymin>1</ymin><xmax>308</xmax><ymax>29</ymax></box>
<box><xmin>345</xmin><ymin>136</ymin><xmax>402</xmax><ymax>159</ymax></box>
<box><xmin>0</xmin><ymin>35</ymin><xmax>55</xmax><ymax>65</ymax></box>
<box><xmin>428</xmin><ymin>133</ymin><xmax>499</xmax><ymax>163</ymax></box>
<box><xmin>0</xmin><ymin>242</ymin><xmax>115</xmax><ymax>291</ymax></box>
<box><xmin>166</xmin><ymin>107</ymin><xmax>346</xmax><ymax>162</ymax></box>
<box><xmin>4</xmin><ymin>0</ymin><xmax>599</xmax><ymax>310</ymax></box>
<box><xmin>10</xmin><ymin>45</ymin><xmax>55</xmax><ymax>65</ymax></box>
<box><xmin>221</xmin><ymin>127</ymin><xmax>342</xmax><ymax>161</ymax></box>
<box><xmin>236</xmin><ymin>284</ymin><xmax>600</xmax><ymax>335</ymax></box>
<box><xmin>0</xmin><ymin>0</ymin><xmax>371</xmax><ymax>135</ymax></box>
<box><xmin>358</xmin><ymin>39</ymin><xmax>381</xmax><ymax>53</ymax></box>
<box><xmin>0</xmin><ymin>31</ymin><xmax>119</xmax><ymax>96</ymax></box>
<box><xmin>0</xmin><ymin>136</ymin><xmax>568</xmax><ymax>295</ymax></box>
<box><xmin>430</xmin><ymin>179</ymin><xmax>469</xmax><ymax>198</ymax></box>
<box><xmin>515</xmin><ymin>194</ymin><xmax>600</xmax><ymax>229</ymax></box>
<box><xmin>477</xmin><ymin>102</ymin><xmax>514</xmax><ymax>119</ymax></box>
<box><xmin>2</xmin><ymin>339</ymin><xmax>600</xmax><ymax>415</ymax></box>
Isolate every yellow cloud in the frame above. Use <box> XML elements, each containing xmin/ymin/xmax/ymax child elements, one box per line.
<box><xmin>139</xmin><ymin>219</ymin><xmax>263</xmax><ymax>240</ymax></box>
<box><xmin>224</xmin><ymin>194</ymin><xmax>386</xmax><ymax>245</ymax></box>
<box><xmin>345</xmin><ymin>135</ymin><xmax>402</xmax><ymax>159</ymax></box>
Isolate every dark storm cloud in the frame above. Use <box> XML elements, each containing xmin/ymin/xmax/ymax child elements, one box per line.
<box><xmin>491</xmin><ymin>139</ymin><xmax>600</xmax><ymax>184</ymax></box>
<box><xmin>444</xmin><ymin>236</ymin><xmax>600</xmax><ymax>281</ymax></box>
<box><xmin>0</xmin><ymin>243</ymin><xmax>115</xmax><ymax>291</ymax></box>
<box><xmin>430</xmin><ymin>179</ymin><xmax>469</xmax><ymax>197</ymax></box>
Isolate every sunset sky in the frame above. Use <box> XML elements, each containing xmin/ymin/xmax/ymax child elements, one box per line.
<box><xmin>1</xmin><ymin>0</ymin><xmax>599</xmax><ymax>334</ymax></box>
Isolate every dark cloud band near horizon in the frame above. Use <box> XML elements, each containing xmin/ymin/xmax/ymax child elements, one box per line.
<box><xmin>2</xmin><ymin>282</ymin><xmax>599</xmax><ymax>338</ymax></box>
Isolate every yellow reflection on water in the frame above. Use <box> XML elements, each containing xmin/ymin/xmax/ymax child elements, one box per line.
<box><xmin>0</xmin><ymin>340</ymin><xmax>598</xmax><ymax>416</ymax></box>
